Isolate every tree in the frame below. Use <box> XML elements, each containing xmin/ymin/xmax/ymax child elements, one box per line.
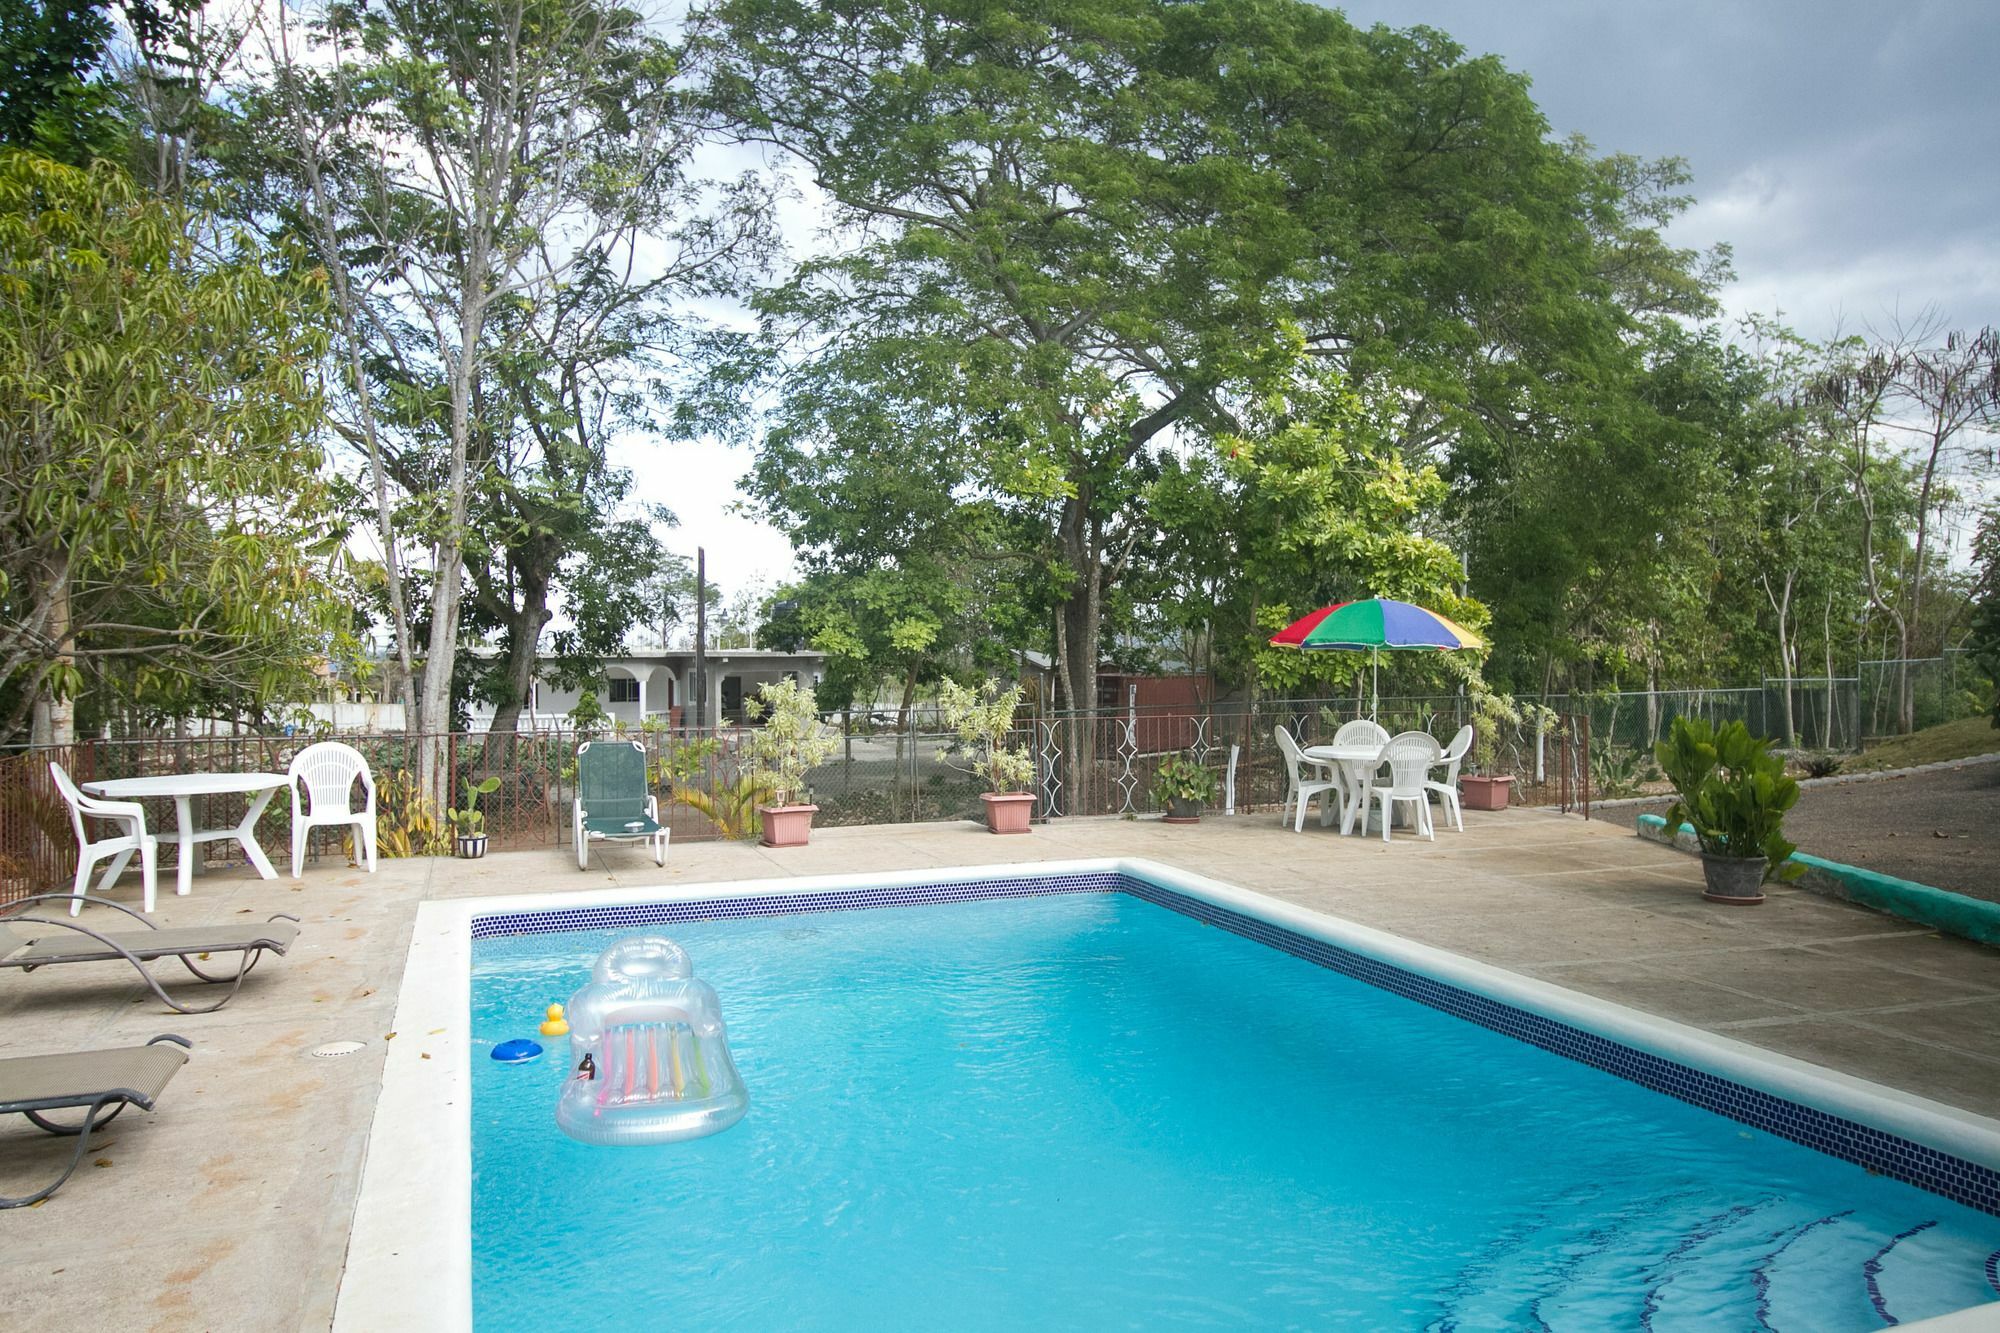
<box><xmin>263</xmin><ymin>0</ymin><xmax>715</xmax><ymax>804</ymax></box>
<box><xmin>710</xmin><ymin>0</ymin><xmax>1675</xmax><ymax>772</ymax></box>
<box><xmin>1145</xmin><ymin>370</ymin><xmax>1485</xmax><ymax>710</ymax></box>
<box><xmin>1970</xmin><ymin>507</ymin><xmax>2000</xmax><ymax>729</ymax></box>
<box><xmin>0</xmin><ymin>149</ymin><xmax>339</xmax><ymax>743</ymax></box>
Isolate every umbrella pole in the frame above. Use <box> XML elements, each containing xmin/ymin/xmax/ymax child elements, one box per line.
<box><xmin>1372</xmin><ymin>646</ymin><xmax>1379</xmax><ymax>721</ymax></box>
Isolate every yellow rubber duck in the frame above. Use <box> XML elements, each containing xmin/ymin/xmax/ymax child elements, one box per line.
<box><xmin>539</xmin><ymin>1003</ymin><xmax>570</xmax><ymax>1037</ymax></box>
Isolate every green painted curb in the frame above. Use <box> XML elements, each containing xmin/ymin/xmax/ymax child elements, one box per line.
<box><xmin>1636</xmin><ymin>813</ymin><xmax>2000</xmax><ymax>946</ymax></box>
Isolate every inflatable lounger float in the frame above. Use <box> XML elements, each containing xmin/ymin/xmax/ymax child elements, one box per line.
<box><xmin>555</xmin><ymin>935</ymin><xmax>748</xmax><ymax>1146</ymax></box>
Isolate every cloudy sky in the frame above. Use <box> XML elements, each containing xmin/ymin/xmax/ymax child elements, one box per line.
<box><xmin>645</xmin><ymin>0</ymin><xmax>2000</xmax><ymax>604</ymax></box>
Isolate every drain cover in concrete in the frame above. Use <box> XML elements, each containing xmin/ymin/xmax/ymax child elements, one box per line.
<box><xmin>309</xmin><ymin>1041</ymin><xmax>367</xmax><ymax>1059</ymax></box>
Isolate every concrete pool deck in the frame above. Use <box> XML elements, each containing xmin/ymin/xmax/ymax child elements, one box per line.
<box><xmin>2</xmin><ymin>807</ymin><xmax>1996</xmax><ymax>1328</ymax></box>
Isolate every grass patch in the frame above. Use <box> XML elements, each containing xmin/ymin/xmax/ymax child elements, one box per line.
<box><xmin>1848</xmin><ymin>715</ymin><xmax>2000</xmax><ymax>772</ymax></box>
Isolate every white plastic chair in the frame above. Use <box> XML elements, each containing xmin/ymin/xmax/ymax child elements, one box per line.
<box><xmin>1273</xmin><ymin>727</ymin><xmax>1342</xmax><ymax>833</ymax></box>
<box><xmin>49</xmin><ymin>762</ymin><xmax>159</xmax><ymax>916</ymax></box>
<box><xmin>1363</xmin><ymin>732</ymin><xmax>1443</xmax><ymax>843</ymax></box>
<box><xmin>1332</xmin><ymin>718</ymin><xmax>1390</xmax><ymax>751</ymax></box>
<box><xmin>288</xmin><ymin>742</ymin><xmax>377</xmax><ymax>877</ymax></box>
<box><xmin>1426</xmin><ymin>725</ymin><xmax>1474</xmax><ymax>833</ymax></box>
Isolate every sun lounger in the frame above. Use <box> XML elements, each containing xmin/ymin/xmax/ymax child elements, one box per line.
<box><xmin>1</xmin><ymin>894</ymin><xmax>299</xmax><ymax>1014</ymax></box>
<box><xmin>0</xmin><ymin>1034</ymin><xmax>191</xmax><ymax>1208</ymax></box>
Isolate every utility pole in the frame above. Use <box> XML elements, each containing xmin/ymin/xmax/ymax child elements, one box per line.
<box><xmin>693</xmin><ymin>546</ymin><xmax>707</xmax><ymax>730</ymax></box>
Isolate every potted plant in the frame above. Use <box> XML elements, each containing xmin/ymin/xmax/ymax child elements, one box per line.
<box><xmin>1150</xmin><ymin>753</ymin><xmax>1218</xmax><ymax>824</ymax></box>
<box><xmin>938</xmin><ymin>678</ymin><xmax>1036</xmax><ymax>833</ymax></box>
<box><xmin>1654</xmin><ymin>716</ymin><xmax>1803</xmax><ymax>905</ymax></box>
<box><xmin>744</xmin><ymin>678</ymin><xmax>839</xmax><ymax>847</ymax></box>
<box><xmin>1459</xmin><ymin>690</ymin><xmax>1522</xmax><ymax>811</ymax></box>
<box><xmin>448</xmin><ymin>776</ymin><xmax>502</xmax><ymax>859</ymax></box>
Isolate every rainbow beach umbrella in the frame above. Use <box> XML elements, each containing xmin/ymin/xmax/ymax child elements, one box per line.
<box><xmin>1268</xmin><ymin>598</ymin><xmax>1484</xmax><ymax>719</ymax></box>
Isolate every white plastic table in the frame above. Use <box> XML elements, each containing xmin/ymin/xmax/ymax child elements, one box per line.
<box><xmin>81</xmin><ymin>772</ymin><xmax>289</xmax><ymax>901</ymax></box>
<box><xmin>1303</xmin><ymin>743</ymin><xmax>1382</xmax><ymax>833</ymax></box>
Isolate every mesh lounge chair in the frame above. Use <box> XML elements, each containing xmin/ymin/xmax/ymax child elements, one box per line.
<box><xmin>0</xmin><ymin>1034</ymin><xmax>190</xmax><ymax>1208</ymax></box>
<box><xmin>573</xmin><ymin>741</ymin><xmax>670</xmax><ymax>871</ymax></box>
<box><xmin>1</xmin><ymin>894</ymin><xmax>299</xmax><ymax>1014</ymax></box>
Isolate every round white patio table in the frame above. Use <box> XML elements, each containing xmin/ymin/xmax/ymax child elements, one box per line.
<box><xmin>81</xmin><ymin>772</ymin><xmax>289</xmax><ymax>904</ymax></box>
<box><xmin>1301</xmin><ymin>743</ymin><xmax>1381</xmax><ymax>833</ymax></box>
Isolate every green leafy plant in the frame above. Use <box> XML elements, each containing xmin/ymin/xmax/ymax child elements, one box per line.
<box><xmin>1150</xmin><ymin>753</ymin><xmax>1219</xmax><ymax>808</ymax></box>
<box><xmin>447</xmin><ymin>775</ymin><xmax>502</xmax><ymax>837</ymax></box>
<box><xmin>1797</xmin><ymin>752</ymin><xmax>1843</xmax><ymax>779</ymax></box>
<box><xmin>1469</xmin><ymin>689</ymin><xmax>1526</xmax><ymax>774</ymax></box>
<box><xmin>566</xmin><ymin>688</ymin><xmax>610</xmax><ymax>734</ymax></box>
<box><xmin>937</xmin><ymin>677</ymin><xmax>1034</xmax><ymax>793</ymax></box>
<box><xmin>1588</xmin><ymin>740</ymin><xmax>1654</xmax><ymax>798</ymax></box>
<box><xmin>743</xmin><ymin>678</ymin><xmax>839</xmax><ymax>806</ymax></box>
<box><xmin>376</xmin><ymin>769</ymin><xmax>450</xmax><ymax>858</ymax></box>
<box><xmin>674</xmin><ymin>772</ymin><xmax>779</xmax><ymax>840</ymax></box>
<box><xmin>1654</xmin><ymin>717</ymin><xmax>1803</xmax><ymax>882</ymax></box>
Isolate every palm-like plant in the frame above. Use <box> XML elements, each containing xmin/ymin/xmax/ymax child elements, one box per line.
<box><xmin>1655</xmin><ymin>717</ymin><xmax>1802</xmax><ymax>882</ymax></box>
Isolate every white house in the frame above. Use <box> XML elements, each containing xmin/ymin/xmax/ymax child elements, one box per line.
<box><xmin>467</xmin><ymin>648</ymin><xmax>826</xmax><ymax>732</ymax></box>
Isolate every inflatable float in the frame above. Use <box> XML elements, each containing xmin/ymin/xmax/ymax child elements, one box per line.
<box><xmin>554</xmin><ymin>935</ymin><xmax>749</xmax><ymax>1146</ymax></box>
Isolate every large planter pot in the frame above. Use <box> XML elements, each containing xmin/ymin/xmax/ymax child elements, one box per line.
<box><xmin>1700</xmin><ymin>852</ymin><xmax>1768</xmax><ymax>905</ymax></box>
<box><xmin>757</xmin><ymin>803</ymin><xmax>819</xmax><ymax>848</ymax></box>
<box><xmin>1163</xmin><ymin>797</ymin><xmax>1202</xmax><ymax>825</ymax></box>
<box><xmin>981</xmin><ymin>791</ymin><xmax>1036</xmax><ymax>834</ymax></box>
<box><xmin>1459</xmin><ymin>775</ymin><xmax>1514</xmax><ymax>811</ymax></box>
<box><xmin>455</xmin><ymin>833</ymin><xmax>489</xmax><ymax>860</ymax></box>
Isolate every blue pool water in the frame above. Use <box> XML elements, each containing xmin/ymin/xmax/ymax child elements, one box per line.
<box><xmin>470</xmin><ymin>891</ymin><xmax>2000</xmax><ymax>1330</ymax></box>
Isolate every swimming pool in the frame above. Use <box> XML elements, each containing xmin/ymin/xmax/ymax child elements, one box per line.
<box><xmin>339</xmin><ymin>860</ymin><xmax>2000</xmax><ymax>1330</ymax></box>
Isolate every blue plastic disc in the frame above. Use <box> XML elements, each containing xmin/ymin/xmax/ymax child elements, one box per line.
<box><xmin>491</xmin><ymin>1038</ymin><xmax>543</xmax><ymax>1064</ymax></box>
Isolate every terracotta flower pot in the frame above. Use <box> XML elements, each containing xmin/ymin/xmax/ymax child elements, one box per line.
<box><xmin>757</xmin><ymin>803</ymin><xmax>818</xmax><ymax>848</ymax></box>
<box><xmin>1458</xmin><ymin>775</ymin><xmax>1514</xmax><ymax>811</ymax></box>
<box><xmin>1700</xmin><ymin>851</ymin><xmax>1767</xmax><ymax>905</ymax></box>
<box><xmin>981</xmin><ymin>791</ymin><xmax>1035</xmax><ymax>834</ymax></box>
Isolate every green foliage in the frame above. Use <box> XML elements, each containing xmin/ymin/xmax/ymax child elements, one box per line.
<box><xmin>1971</xmin><ymin>507</ymin><xmax>2000</xmax><ymax>729</ymax></box>
<box><xmin>1797</xmin><ymin>752</ymin><xmax>1843</xmax><ymax>779</ymax></box>
<box><xmin>937</xmin><ymin>678</ymin><xmax>1034</xmax><ymax>794</ymax></box>
<box><xmin>672</xmin><ymin>772</ymin><xmax>775</xmax><ymax>841</ymax></box>
<box><xmin>1654</xmin><ymin>717</ymin><xmax>1802</xmax><ymax>881</ymax></box>
<box><xmin>0</xmin><ymin>149</ymin><xmax>340</xmax><ymax>739</ymax></box>
<box><xmin>1149</xmin><ymin>753</ymin><xmax>1218</xmax><ymax>809</ymax></box>
<box><xmin>711</xmin><ymin>0</ymin><xmax>1624</xmax><ymax>718</ymax></box>
<box><xmin>375</xmin><ymin>769</ymin><xmax>450</xmax><ymax>858</ymax></box>
<box><xmin>1587</xmin><ymin>739</ymin><xmax>1655</xmax><ymax>799</ymax></box>
<box><xmin>742</xmin><ymin>677</ymin><xmax>838</xmax><ymax>805</ymax></box>
<box><xmin>565</xmin><ymin>689</ymin><xmax>610</xmax><ymax>733</ymax></box>
<box><xmin>447</xmin><ymin>774</ymin><xmax>502</xmax><ymax>836</ymax></box>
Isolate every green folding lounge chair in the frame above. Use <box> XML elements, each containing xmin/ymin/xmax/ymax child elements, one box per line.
<box><xmin>0</xmin><ymin>1034</ymin><xmax>191</xmax><ymax>1208</ymax></box>
<box><xmin>1</xmin><ymin>894</ymin><xmax>299</xmax><ymax>1014</ymax></box>
<box><xmin>573</xmin><ymin>740</ymin><xmax>671</xmax><ymax>871</ymax></box>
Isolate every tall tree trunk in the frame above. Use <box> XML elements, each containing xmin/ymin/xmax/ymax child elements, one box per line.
<box><xmin>30</xmin><ymin>576</ymin><xmax>75</xmax><ymax>746</ymax></box>
<box><xmin>483</xmin><ymin>570</ymin><xmax>553</xmax><ymax>758</ymax></box>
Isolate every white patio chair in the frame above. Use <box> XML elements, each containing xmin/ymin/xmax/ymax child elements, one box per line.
<box><xmin>1363</xmin><ymin>732</ymin><xmax>1443</xmax><ymax>843</ymax></box>
<box><xmin>1273</xmin><ymin>727</ymin><xmax>1342</xmax><ymax>833</ymax></box>
<box><xmin>1426</xmin><ymin>725</ymin><xmax>1474</xmax><ymax>833</ymax></box>
<box><xmin>288</xmin><ymin>742</ymin><xmax>378</xmax><ymax>877</ymax></box>
<box><xmin>49</xmin><ymin>762</ymin><xmax>159</xmax><ymax>916</ymax></box>
<box><xmin>1332</xmin><ymin>718</ymin><xmax>1390</xmax><ymax>751</ymax></box>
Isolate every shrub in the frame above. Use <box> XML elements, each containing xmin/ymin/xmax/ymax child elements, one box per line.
<box><xmin>937</xmin><ymin>678</ymin><xmax>1034</xmax><ymax>793</ymax></box>
<box><xmin>1654</xmin><ymin>717</ymin><xmax>1802</xmax><ymax>882</ymax></box>
<box><xmin>743</xmin><ymin>678</ymin><xmax>838</xmax><ymax>806</ymax></box>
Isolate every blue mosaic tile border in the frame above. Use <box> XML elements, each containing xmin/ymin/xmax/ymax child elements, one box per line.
<box><xmin>468</xmin><ymin>870</ymin><xmax>1123</xmax><ymax>939</ymax></box>
<box><xmin>469</xmin><ymin>868</ymin><xmax>2000</xmax><ymax>1217</ymax></box>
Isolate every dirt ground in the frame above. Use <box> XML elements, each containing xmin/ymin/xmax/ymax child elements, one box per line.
<box><xmin>1612</xmin><ymin>759</ymin><xmax>2000</xmax><ymax>903</ymax></box>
